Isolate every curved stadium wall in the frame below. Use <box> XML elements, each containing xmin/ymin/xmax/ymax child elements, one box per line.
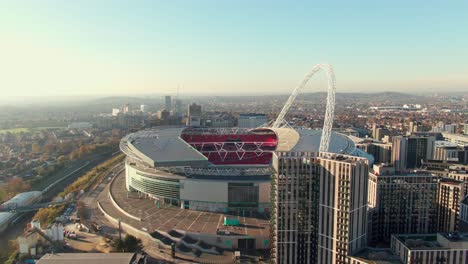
<box><xmin>125</xmin><ymin>160</ymin><xmax>271</xmax><ymax>213</ymax></box>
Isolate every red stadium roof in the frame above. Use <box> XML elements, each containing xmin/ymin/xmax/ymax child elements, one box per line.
<box><xmin>180</xmin><ymin>128</ymin><xmax>278</xmax><ymax>165</ymax></box>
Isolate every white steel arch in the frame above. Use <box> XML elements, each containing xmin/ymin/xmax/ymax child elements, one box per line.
<box><xmin>272</xmin><ymin>64</ymin><xmax>336</xmax><ymax>153</ymax></box>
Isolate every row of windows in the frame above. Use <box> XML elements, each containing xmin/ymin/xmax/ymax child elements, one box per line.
<box><xmin>130</xmin><ymin>175</ymin><xmax>180</xmax><ymax>200</ymax></box>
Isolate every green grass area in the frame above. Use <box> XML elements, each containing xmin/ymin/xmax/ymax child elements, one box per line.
<box><xmin>0</xmin><ymin>128</ymin><xmax>30</xmax><ymax>134</ymax></box>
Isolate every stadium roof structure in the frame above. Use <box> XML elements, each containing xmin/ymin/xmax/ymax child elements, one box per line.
<box><xmin>121</xmin><ymin>126</ymin><xmax>363</xmax><ymax>168</ymax></box>
<box><xmin>121</xmin><ymin>127</ymin><xmax>209</xmax><ymax>167</ymax></box>
<box><xmin>272</xmin><ymin>128</ymin><xmax>355</xmax><ymax>153</ymax></box>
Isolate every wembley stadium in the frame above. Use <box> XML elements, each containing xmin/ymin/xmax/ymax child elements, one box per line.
<box><xmin>120</xmin><ymin>126</ymin><xmax>371</xmax><ymax>213</ymax></box>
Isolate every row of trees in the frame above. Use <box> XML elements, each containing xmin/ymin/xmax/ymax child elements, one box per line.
<box><xmin>0</xmin><ymin>141</ymin><xmax>119</xmax><ymax>203</ymax></box>
<box><xmin>0</xmin><ymin>177</ymin><xmax>31</xmax><ymax>203</ymax></box>
<box><xmin>32</xmin><ymin>204</ymin><xmax>66</xmax><ymax>229</ymax></box>
<box><xmin>31</xmin><ymin>153</ymin><xmax>125</xmax><ymax>228</ymax></box>
<box><xmin>57</xmin><ymin>153</ymin><xmax>124</xmax><ymax>198</ymax></box>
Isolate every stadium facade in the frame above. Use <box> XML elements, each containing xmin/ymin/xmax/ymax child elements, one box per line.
<box><xmin>120</xmin><ymin>126</ymin><xmax>372</xmax><ymax>214</ymax></box>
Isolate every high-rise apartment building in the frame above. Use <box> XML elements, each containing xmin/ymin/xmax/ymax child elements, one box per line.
<box><xmin>272</xmin><ymin>152</ymin><xmax>368</xmax><ymax>264</ymax></box>
<box><xmin>408</xmin><ymin>121</ymin><xmax>423</xmax><ymax>134</ymax></box>
<box><xmin>460</xmin><ymin>196</ymin><xmax>468</xmax><ymax>232</ymax></box>
<box><xmin>392</xmin><ymin>135</ymin><xmax>435</xmax><ymax>172</ymax></box>
<box><xmin>272</xmin><ymin>151</ymin><xmax>320</xmax><ymax>264</ymax></box>
<box><xmin>372</xmin><ymin>124</ymin><xmax>390</xmax><ymax>141</ymax></box>
<box><xmin>123</xmin><ymin>103</ymin><xmax>130</xmax><ymax>114</ymax></box>
<box><xmin>368</xmin><ymin>168</ymin><xmax>439</xmax><ymax>245</ymax></box>
<box><xmin>317</xmin><ymin>154</ymin><xmax>368</xmax><ymax>264</ymax></box>
<box><xmin>433</xmin><ymin>141</ymin><xmax>459</xmax><ymax>161</ymax></box>
<box><xmin>432</xmin><ymin>123</ymin><xmax>457</xmax><ymax>133</ymax></box>
<box><xmin>187</xmin><ymin>103</ymin><xmax>202</xmax><ymax>127</ymax></box>
<box><xmin>392</xmin><ymin>136</ymin><xmax>407</xmax><ymax>172</ymax></box>
<box><xmin>437</xmin><ymin>179</ymin><xmax>465</xmax><ymax>232</ymax></box>
<box><xmin>444</xmin><ymin>124</ymin><xmax>457</xmax><ymax>134</ymax></box>
<box><xmin>368</xmin><ymin>163</ymin><xmax>466</xmax><ymax>246</ymax></box>
<box><xmin>367</xmin><ymin>143</ymin><xmax>392</xmax><ymax>164</ymax></box>
<box><xmin>165</xmin><ymin>95</ymin><xmax>172</xmax><ymax>111</ymax></box>
<box><xmin>174</xmin><ymin>99</ymin><xmax>183</xmax><ymax>116</ymax></box>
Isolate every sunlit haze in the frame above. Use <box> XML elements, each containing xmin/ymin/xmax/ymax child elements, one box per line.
<box><xmin>0</xmin><ymin>0</ymin><xmax>467</xmax><ymax>99</ymax></box>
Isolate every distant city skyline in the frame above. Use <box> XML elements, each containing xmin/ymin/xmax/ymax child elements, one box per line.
<box><xmin>0</xmin><ymin>1</ymin><xmax>467</xmax><ymax>97</ymax></box>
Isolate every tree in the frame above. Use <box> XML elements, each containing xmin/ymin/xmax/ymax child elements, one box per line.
<box><xmin>123</xmin><ymin>234</ymin><xmax>143</xmax><ymax>252</ymax></box>
<box><xmin>57</xmin><ymin>155</ymin><xmax>68</xmax><ymax>165</ymax></box>
<box><xmin>0</xmin><ymin>188</ymin><xmax>6</xmax><ymax>203</ymax></box>
<box><xmin>43</xmin><ymin>144</ymin><xmax>56</xmax><ymax>154</ymax></box>
<box><xmin>5</xmin><ymin>177</ymin><xmax>30</xmax><ymax>194</ymax></box>
<box><xmin>113</xmin><ymin>234</ymin><xmax>143</xmax><ymax>253</ymax></box>
<box><xmin>31</xmin><ymin>143</ymin><xmax>41</xmax><ymax>153</ymax></box>
<box><xmin>59</xmin><ymin>141</ymin><xmax>73</xmax><ymax>154</ymax></box>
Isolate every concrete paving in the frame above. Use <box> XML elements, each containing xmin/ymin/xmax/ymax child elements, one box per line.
<box><xmin>107</xmin><ymin>172</ymin><xmax>270</xmax><ymax>238</ymax></box>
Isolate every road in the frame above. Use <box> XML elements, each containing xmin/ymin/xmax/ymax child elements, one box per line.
<box><xmin>79</xmin><ymin>164</ymin><xmax>177</xmax><ymax>264</ymax></box>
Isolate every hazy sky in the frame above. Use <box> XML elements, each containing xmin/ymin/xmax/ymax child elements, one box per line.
<box><xmin>0</xmin><ymin>0</ymin><xmax>467</xmax><ymax>97</ymax></box>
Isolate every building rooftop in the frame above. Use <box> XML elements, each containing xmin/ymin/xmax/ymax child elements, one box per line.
<box><xmin>122</xmin><ymin>126</ymin><xmax>360</xmax><ymax>168</ymax></box>
<box><xmin>439</xmin><ymin>178</ymin><xmax>464</xmax><ymax>186</ymax></box>
<box><xmin>0</xmin><ymin>212</ymin><xmax>14</xmax><ymax>227</ymax></box>
<box><xmin>435</xmin><ymin>140</ymin><xmax>458</xmax><ymax>148</ymax></box>
<box><xmin>350</xmin><ymin>248</ymin><xmax>402</xmax><ymax>264</ymax></box>
<box><xmin>122</xmin><ymin>127</ymin><xmax>209</xmax><ymax>167</ymax></box>
<box><xmin>272</xmin><ymin>128</ymin><xmax>356</xmax><ymax>154</ymax></box>
<box><xmin>393</xmin><ymin>233</ymin><xmax>468</xmax><ymax>250</ymax></box>
<box><xmin>239</xmin><ymin>113</ymin><xmax>267</xmax><ymax>117</ymax></box>
<box><xmin>1</xmin><ymin>191</ymin><xmax>42</xmax><ymax>208</ymax></box>
<box><xmin>36</xmin><ymin>253</ymin><xmax>137</xmax><ymax>264</ymax></box>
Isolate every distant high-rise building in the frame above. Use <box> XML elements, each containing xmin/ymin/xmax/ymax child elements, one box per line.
<box><xmin>140</xmin><ymin>104</ymin><xmax>148</xmax><ymax>113</ymax></box>
<box><xmin>392</xmin><ymin>135</ymin><xmax>435</xmax><ymax>172</ymax></box>
<box><xmin>408</xmin><ymin>121</ymin><xmax>423</xmax><ymax>134</ymax></box>
<box><xmin>174</xmin><ymin>99</ymin><xmax>183</xmax><ymax>116</ymax></box>
<box><xmin>238</xmin><ymin>113</ymin><xmax>268</xmax><ymax>128</ymax></box>
<box><xmin>372</xmin><ymin>124</ymin><xmax>390</xmax><ymax>141</ymax></box>
<box><xmin>433</xmin><ymin>141</ymin><xmax>460</xmax><ymax>162</ymax></box>
<box><xmin>372</xmin><ymin>124</ymin><xmax>378</xmax><ymax>139</ymax></box>
<box><xmin>444</xmin><ymin>124</ymin><xmax>457</xmax><ymax>134</ymax></box>
<box><xmin>367</xmin><ymin>143</ymin><xmax>392</xmax><ymax>164</ymax></box>
<box><xmin>432</xmin><ymin>122</ymin><xmax>457</xmax><ymax>133</ymax></box>
<box><xmin>375</xmin><ymin>127</ymin><xmax>390</xmax><ymax>141</ymax></box>
<box><xmin>123</xmin><ymin>103</ymin><xmax>130</xmax><ymax>114</ymax></box>
<box><xmin>157</xmin><ymin>109</ymin><xmax>170</xmax><ymax>120</ymax></box>
<box><xmin>112</xmin><ymin>108</ymin><xmax>121</xmax><ymax>116</ymax></box>
<box><xmin>187</xmin><ymin>103</ymin><xmax>202</xmax><ymax>127</ymax></box>
<box><xmin>272</xmin><ymin>152</ymin><xmax>368</xmax><ymax>264</ymax></box>
<box><xmin>392</xmin><ymin>136</ymin><xmax>407</xmax><ymax>172</ymax></box>
<box><xmin>165</xmin><ymin>96</ymin><xmax>172</xmax><ymax>111</ymax></box>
